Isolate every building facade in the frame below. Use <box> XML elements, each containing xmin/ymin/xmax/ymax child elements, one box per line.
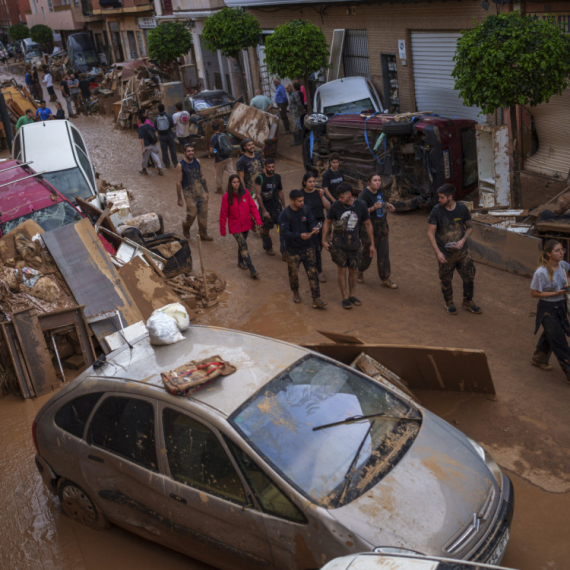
<box><xmin>0</xmin><ymin>0</ymin><xmax>23</xmax><ymax>39</ymax></box>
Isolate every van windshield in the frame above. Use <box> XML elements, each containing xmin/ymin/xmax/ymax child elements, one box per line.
<box><xmin>1</xmin><ymin>202</ymin><xmax>83</xmax><ymax>235</ymax></box>
<box><xmin>75</xmin><ymin>49</ymin><xmax>99</xmax><ymax>66</ymax></box>
<box><xmin>43</xmin><ymin>168</ymin><xmax>94</xmax><ymax>203</ymax></box>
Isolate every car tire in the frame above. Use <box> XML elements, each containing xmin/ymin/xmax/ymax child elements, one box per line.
<box><xmin>381</xmin><ymin>120</ymin><xmax>414</xmax><ymax>136</ymax></box>
<box><xmin>58</xmin><ymin>479</ymin><xmax>108</xmax><ymax>530</ymax></box>
<box><xmin>304</xmin><ymin>113</ymin><xmax>328</xmax><ymax>133</ymax></box>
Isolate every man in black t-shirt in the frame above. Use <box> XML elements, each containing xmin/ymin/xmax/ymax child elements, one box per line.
<box><xmin>427</xmin><ymin>183</ymin><xmax>481</xmax><ymax>315</ymax></box>
<box><xmin>322</xmin><ymin>183</ymin><xmax>374</xmax><ymax>309</ymax></box>
<box><xmin>357</xmin><ymin>172</ymin><xmax>397</xmax><ymax>289</ymax></box>
<box><xmin>236</xmin><ymin>138</ymin><xmax>264</xmax><ymax>203</ymax></box>
<box><xmin>255</xmin><ymin>157</ymin><xmax>284</xmax><ymax>255</ymax></box>
<box><xmin>279</xmin><ymin>189</ymin><xmax>326</xmax><ymax>309</ymax></box>
<box><xmin>321</xmin><ymin>153</ymin><xmax>345</xmax><ymax>202</ymax></box>
<box><xmin>209</xmin><ymin>121</ymin><xmax>236</xmax><ymax>193</ymax></box>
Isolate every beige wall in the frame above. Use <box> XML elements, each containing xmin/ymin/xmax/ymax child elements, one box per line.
<box><xmin>26</xmin><ymin>1</ymin><xmax>80</xmax><ymax>30</ymax></box>
<box><xmin>249</xmin><ymin>0</ymin><xmax>488</xmax><ymax>113</ymax></box>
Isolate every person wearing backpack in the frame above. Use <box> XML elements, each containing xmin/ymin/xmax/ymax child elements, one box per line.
<box><xmin>138</xmin><ymin>110</ymin><xmax>163</xmax><ymax>176</ymax></box>
<box><xmin>209</xmin><ymin>121</ymin><xmax>236</xmax><ymax>194</ymax></box>
<box><xmin>173</xmin><ymin>102</ymin><xmax>191</xmax><ymax>146</ymax></box>
<box><xmin>154</xmin><ymin>103</ymin><xmax>178</xmax><ymax>169</ymax></box>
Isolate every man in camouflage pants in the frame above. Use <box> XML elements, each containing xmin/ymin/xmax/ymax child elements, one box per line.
<box><xmin>176</xmin><ymin>145</ymin><xmax>213</xmax><ymax>241</ymax></box>
<box><xmin>279</xmin><ymin>189</ymin><xmax>326</xmax><ymax>309</ymax></box>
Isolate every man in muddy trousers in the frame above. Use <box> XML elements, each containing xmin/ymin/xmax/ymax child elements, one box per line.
<box><xmin>176</xmin><ymin>144</ymin><xmax>213</xmax><ymax>241</ymax></box>
<box><xmin>357</xmin><ymin>173</ymin><xmax>398</xmax><ymax>289</ymax></box>
<box><xmin>279</xmin><ymin>190</ymin><xmax>327</xmax><ymax>309</ymax></box>
<box><xmin>255</xmin><ymin>157</ymin><xmax>285</xmax><ymax>256</ymax></box>
<box><xmin>427</xmin><ymin>183</ymin><xmax>481</xmax><ymax>315</ymax></box>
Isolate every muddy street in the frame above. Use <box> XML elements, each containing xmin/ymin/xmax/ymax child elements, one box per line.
<box><xmin>0</xmin><ymin>104</ymin><xmax>569</xmax><ymax>569</ymax></box>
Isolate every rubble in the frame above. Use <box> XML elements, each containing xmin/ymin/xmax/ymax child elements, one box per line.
<box><xmin>0</xmin><ymin>79</ymin><xmax>38</xmax><ymax>148</ymax></box>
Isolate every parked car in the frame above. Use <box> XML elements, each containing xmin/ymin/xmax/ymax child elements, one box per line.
<box><xmin>12</xmin><ymin>120</ymin><xmax>101</xmax><ymax>208</ymax></box>
<box><xmin>313</xmin><ymin>76</ymin><xmax>385</xmax><ymax>115</ymax></box>
<box><xmin>0</xmin><ymin>160</ymin><xmax>84</xmax><ymax>236</ymax></box>
<box><xmin>185</xmin><ymin>89</ymin><xmax>237</xmax><ymax>123</ymax></box>
<box><xmin>21</xmin><ymin>38</ymin><xmax>43</xmax><ymax>64</ymax></box>
<box><xmin>321</xmin><ymin>552</ymin><xmax>517</xmax><ymax>570</ymax></box>
<box><xmin>33</xmin><ymin>326</ymin><xmax>514</xmax><ymax>570</ymax></box>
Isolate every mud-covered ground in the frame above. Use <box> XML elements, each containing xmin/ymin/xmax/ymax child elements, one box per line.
<box><xmin>0</xmin><ymin>70</ymin><xmax>569</xmax><ymax>570</ymax></box>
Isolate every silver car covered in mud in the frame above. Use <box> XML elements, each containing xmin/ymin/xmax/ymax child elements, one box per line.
<box><xmin>33</xmin><ymin>326</ymin><xmax>514</xmax><ymax>570</ymax></box>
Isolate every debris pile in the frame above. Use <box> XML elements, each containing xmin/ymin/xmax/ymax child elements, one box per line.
<box><xmin>0</xmin><ymin>79</ymin><xmax>37</xmax><ymax>147</ymax></box>
<box><xmin>168</xmin><ymin>271</ymin><xmax>226</xmax><ymax>307</ymax></box>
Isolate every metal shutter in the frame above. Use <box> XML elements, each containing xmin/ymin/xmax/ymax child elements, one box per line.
<box><xmin>411</xmin><ymin>32</ymin><xmax>484</xmax><ymax>122</ymax></box>
<box><xmin>328</xmin><ymin>29</ymin><xmax>345</xmax><ymax>81</ymax></box>
<box><xmin>524</xmin><ymin>89</ymin><xmax>570</xmax><ymax>178</ymax></box>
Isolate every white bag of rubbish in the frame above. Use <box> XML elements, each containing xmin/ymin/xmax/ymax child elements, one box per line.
<box><xmin>147</xmin><ymin>311</ymin><xmax>184</xmax><ymax>346</ymax></box>
<box><xmin>157</xmin><ymin>302</ymin><xmax>190</xmax><ymax>331</ymax></box>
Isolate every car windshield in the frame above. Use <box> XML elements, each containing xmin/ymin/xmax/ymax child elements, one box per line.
<box><xmin>42</xmin><ymin>167</ymin><xmax>94</xmax><ymax>203</ymax></box>
<box><xmin>324</xmin><ymin>98</ymin><xmax>375</xmax><ymax>115</ymax></box>
<box><xmin>1</xmin><ymin>201</ymin><xmax>83</xmax><ymax>235</ymax></box>
<box><xmin>75</xmin><ymin>50</ymin><xmax>98</xmax><ymax>66</ymax></box>
<box><xmin>193</xmin><ymin>94</ymin><xmax>234</xmax><ymax>109</ymax></box>
<box><xmin>27</xmin><ymin>49</ymin><xmax>42</xmax><ymax>58</ymax></box>
<box><xmin>230</xmin><ymin>356</ymin><xmax>421</xmax><ymax>508</ymax></box>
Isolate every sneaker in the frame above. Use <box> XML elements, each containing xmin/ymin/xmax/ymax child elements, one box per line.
<box><xmin>237</xmin><ymin>263</ymin><xmax>248</xmax><ymax>270</ymax></box>
<box><xmin>200</xmin><ymin>235</ymin><xmax>214</xmax><ymax>242</ymax></box>
<box><xmin>342</xmin><ymin>299</ymin><xmax>352</xmax><ymax>310</ymax></box>
<box><xmin>318</xmin><ymin>273</ymin><xmax>326</xmax><ymax>283</ymax></box>
<box><xmin>445</xmin><ymin>303</ymin><xmax>458</xmax><ymax>315</ymax></box>
<box><xmin>250</xmin><ymin>271</ymin><xmax>260</xmax><ymax>279</ymax></box>
<box><xmin>158</xmin><ymin>169</ymin><xmax>164</xmax><ymax>176</ymax></box>
<box><xmin>349</xmin><ymin>296</ymin><xmax>362</xmax><ymax>306</ymax></box>
<box><xmin>312</xmin><ymin>298</ymin><xmax>327</xmax><ymax>309</ymax></box>
<box><xmin>531</xmin><ymin>359</ymin><xmax>553</xmax><ymax>371</ymax></box>
<box><xmin>463</xmin><ymin>300</ymin><xmax>482</xmax><ymax>314</ymax></box>
<box><xmin>266</xmin><ymin>248</ymin><xmax>276</xmax><ymax>256</ymax></box>
<box><xmin>356</xmin><ymin>271</ymin><xmax>364</xmax><ymax>283</ymax></box>
<box><xmin>381</xmin><ymin>279</ymin><xmax>398</xmax><ymax>289</ymax></box>
<box><xmin>293</xmin><ymin>291</ymin><xmax>301</xmax><ymax>303</ymax></box>
<box><xmin>140</xmin><ymin>168</ymin><xmax>148</xmax><ymax>175</ymax></box>
<box><xmin>183</xmin><ymin>230</ymin><xmax>190</xmax><ymax>239</ymax></box>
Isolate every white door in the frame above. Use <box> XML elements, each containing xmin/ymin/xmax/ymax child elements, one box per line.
<box><xmin>411</xmin><ymin>31</ymin><xmax>484</xmax><ymax>122</ymax></box>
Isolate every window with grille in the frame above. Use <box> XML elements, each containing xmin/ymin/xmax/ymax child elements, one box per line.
<box><xmin>342</xmin><ymin>29</ymin><xmax>370</xmax><ymax>79</ymax></box>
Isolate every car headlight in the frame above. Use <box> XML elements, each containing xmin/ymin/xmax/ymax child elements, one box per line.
<box><xmin>467</xmin><ymin>437</ymin><xmax>503</xmax><ymax>490</ymax></box>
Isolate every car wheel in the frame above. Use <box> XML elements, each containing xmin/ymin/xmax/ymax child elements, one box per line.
<box><xmin>58</xmin><ymin>479</ymin><xmax>107</xmax><ymax>530</ymax></box>
<box><xmin>381</xmin><ymin>120</ymin><xmax>414</xmax><ymax>136</ymax></box>
<box><xmin>304</xmin><ymin>113</ymin><xmax>328</xmax><ymax>133</ymax></box>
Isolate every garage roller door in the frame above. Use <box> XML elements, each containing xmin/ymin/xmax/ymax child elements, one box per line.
<box><xmin>411</xmin><ymin>32</ymin><xmax>484</xmax><ymax>122</ymax></box>
<box><xmin>524</xmin><ymin>89</ymin><xmax>570</xmax><ymax>178</ymax></box>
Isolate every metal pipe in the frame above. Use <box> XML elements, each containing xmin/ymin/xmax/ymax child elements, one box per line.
<box><xmin>0</xmin><ymin>161</ymin><xmax>34</xmax><ymax>174</ymax></box>
<box><xmin>51</xmin><ymin>333</ymin><xmax>66</xmax><ymax>383</ymax></box>
<box><xmin>0</xmin><ymin>92</ymin><xmax>14</xmax><ymax>151</ymax></box>
<box><xmin>0</xmin><ymin>171</ymin><xmax>46</xmax><ymax>189</ymax></box>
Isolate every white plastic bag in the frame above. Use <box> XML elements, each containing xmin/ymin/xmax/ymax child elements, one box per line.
<box><xmin>146</xmin><ymin>311</ymin><xmax>184</xmax><ymax>346</ymax></box>
<box><xmin>158</xmin><ymin>303</ymin><xmax>189</xmax><ymax>331</ymax></box>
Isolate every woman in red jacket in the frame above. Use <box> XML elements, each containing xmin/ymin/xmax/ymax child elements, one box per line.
<box><xmin>220</xmin><ymin>174</ymin><xmax>263</xmax><ymax>278</ymax></box>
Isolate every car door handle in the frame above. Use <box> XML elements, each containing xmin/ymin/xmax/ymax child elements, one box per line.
<box><xmin>169</xmin><ymin>493</ymin><xmax>187</xmax><ymax>504</ymax></box>
<box><xmin>88</xmin><ymin>454</ymin><xmax>104</xmax><ymax>463</ymax></box>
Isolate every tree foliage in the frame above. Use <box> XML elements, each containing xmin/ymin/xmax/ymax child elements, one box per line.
<box><xmin>202</xmin><ymin>7</ymin><xmax>260</xmax><ymax>58</ymax></box>
<box><xmin>9</xmin><ymin>24</ymin><xmax>29</xmax><ymax>42</ymax></box>
<box><xmin>30</xmin><ymin>24</ymin><xmax>53</xmax><ymax>47</ymax></box>
<box><xmin>453</xmin><ymin>12</ymin><xmax>570</xmax><ymax>114</ymax></box>
<box><xmin>264</xmin><ymin>20</ymin><xmax>328</xmax><ymax>85</ymax></box>
<box><xmin>148</xmin><ymin>22</ymin><xmax>192</xmax><ymax>64</ymax></box>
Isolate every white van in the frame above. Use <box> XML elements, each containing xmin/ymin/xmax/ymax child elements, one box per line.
<box><xmin>12</xmin><ymin>120</ymin><xmax>100</xmax><ymax>207</ymax></box>
<box><xmin>21</xmin><ymin>38</ymin><xmax>43</xmax><ymax>63</ymax></box>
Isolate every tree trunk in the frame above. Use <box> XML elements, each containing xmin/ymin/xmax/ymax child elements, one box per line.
<box><xmin>231</xmin><ymin>52</ymin><xmax>247</xmax><ymax>102</ymax></box>
<box><xmin>303</xmin><ymin>76</ymin><xmax>312</xmax><ymax>114</ymax></box>
<box><xmin>510</xmin><ymin>104</ymin><xmax>522</xmax><ymax>208</ymax></box>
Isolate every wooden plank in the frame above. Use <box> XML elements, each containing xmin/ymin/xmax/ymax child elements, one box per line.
<box><xmin>304</xmin><ymin>342</ymin><xmax>495</xmax><ymax>394</ymax></box>
<box><xmin>119</xmin><ymin>256</ymin><xmax>193</xmax><ymax>321</ymax></box>
<box><xmin>11</xmin><ymin>309</ymin><xmax>58</xmax><ymax>397</ymax></box>
<box><xmin>42</xmin><ymin>219</ymin><xmax>143</xmax><ymax>347</ymax></box>
<box><xmin>470</xmin><ymin>222</ymin><xmax>542</xmax><ymax>278</ymax></box>
<box><xmin>1</xmin><ymin>323</ymin><xmax>35</xmax><ymax>399</ymax></box>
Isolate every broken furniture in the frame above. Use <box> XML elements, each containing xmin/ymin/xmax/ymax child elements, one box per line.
<box><xmin>226</xmin><ymin>102</ymin><xmax>280</xmax><ymax>155</ymax></box>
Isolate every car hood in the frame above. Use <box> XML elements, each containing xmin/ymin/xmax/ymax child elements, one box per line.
<box><xmin>329</xmin><ymin>410</ymin><xmax>496</xmax><ymax>557</ymax></box>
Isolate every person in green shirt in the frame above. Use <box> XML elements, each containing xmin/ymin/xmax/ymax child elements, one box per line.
<box><xmin>16</xmin><ymin>109</ymin><xmax>35</xmax><ymax>131</ymax></box>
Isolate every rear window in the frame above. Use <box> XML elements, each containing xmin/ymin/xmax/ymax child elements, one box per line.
<box><xmin>1</xmin><ymin>201</ymin><xmax>83</xmax><ymax>235</ymax></box>
<box><xmin>43</xmin><ymin>167</ymin><xmax>94</xmax><ymax>203</ymax></box>
<box><xmin>54</xmin><ymin>392</ymin><xmax>103</xmax><ymax>438</ymax></box>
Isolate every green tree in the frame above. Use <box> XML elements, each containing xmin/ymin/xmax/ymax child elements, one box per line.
<box><xmin>148</xmin><ymin>22</ymin><xmax>192</xmax><ymax>64</ymax></box>
<box><xmin>202</xmin><ymin>7</ymin><xmax>261</xmax><ymax>97</ymax></box>
<box><xmin>452</xmin><ymin>11</ymin><xmax>570</xmax><ymax>206</ymax></box>
<box><xmin>30</xmin><ymin>24</ymin><xmax>53</xmax><ymax>50</ymax></box>
<box><xmin>265</xmin><ymin>20</ymin><xmax>329</xmax><ymax>114</ymax></box>
<box><xmin>8</xmin><ymin>24</ymin><xmax>29</xmax><ymax>42</ymax></box>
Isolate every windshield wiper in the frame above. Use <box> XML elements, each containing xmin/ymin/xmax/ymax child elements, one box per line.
<box><xmin>312</xmin><ymin>411</ymin><xmax>420</xmax><ymax>432</ymax></box>
<box><xmin>337</xmin><ymin>420</ymin><xmax>375</xmax><ymax>506</ymax></box>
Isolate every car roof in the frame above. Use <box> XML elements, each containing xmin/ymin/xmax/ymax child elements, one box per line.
<box><xmin>86</xmin><ymin>325</ymin><xmax>307</xmax><ymax>418</ymax></box>
<box><xmin>0</xmin><ymin>160</ymin><xmax>67</xmax><ymax>226</ymax></box>
<box><xmin>20</xmin><ymin>120</ymin><xmax>77</xmax><ymax>172</ymax></box>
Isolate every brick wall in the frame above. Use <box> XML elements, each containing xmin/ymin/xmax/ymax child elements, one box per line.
<box><xmin>248</xmin><ymin>0</ymin><xmax>489</xmax><ymax>113</ymax></box>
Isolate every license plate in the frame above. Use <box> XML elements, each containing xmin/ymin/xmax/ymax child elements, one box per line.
<box><xmin>486</xmin><ymin>528</ymin><xmax>510</xmax><ymax>566</ymax></box>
